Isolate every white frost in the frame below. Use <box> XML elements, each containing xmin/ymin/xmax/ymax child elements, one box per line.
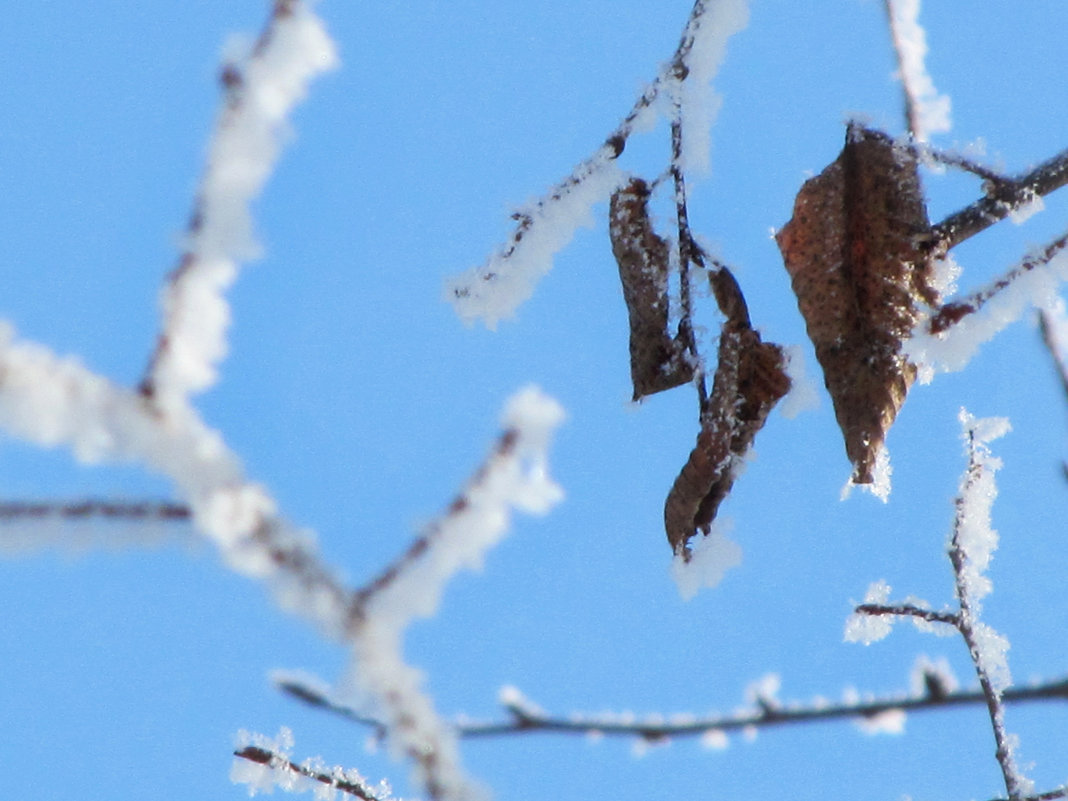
<box><xmin>886</xmin><ymin>0</ymin><xmax>951</xmax><ymax>142</ymax></box>
<box><xmin>670</xmin><ymin>519</ymin><xmax>742</xmax><ymax>600</ymax></box>
<box><xmin>445</xmin><ymin>157</ymin><xmax>627</xmax><ymax>328</ymax></box>
<box><xmin>446</xmin><ymin>0</ymin><xmax>751</xmax><ymax>326</ymax></box>
<box><xmin>906</xmin><ymin>245</ymin><xmax>1068</xmax><ymax>380</ymax></box>
<box><xmin>954</xmin><ymin>409</ymin><xmax>1010</xmax><ymax>610</ymax></box>
<box><xmin>151</xmin><ymin>6</ymin><xmax>339</xmax><ymax>406</ymax></box>
<box><xmin>844</xmin><ymin>580</ymin><xmax>894</xmax><ymax>644</ymax></box>
<box><xmin>673</xmin><ymin>0</ymin><xmax>750</xmax><ymax>173</ymax></box>
<box><xmin>777</xmin><ymin>344</ymin><xmax>820</xmax><ymax>419</ymax></box>
<box><xmin>855</xmin><ymin>708</ymin><xmax>907</xmax><ymax>735</ymax></box>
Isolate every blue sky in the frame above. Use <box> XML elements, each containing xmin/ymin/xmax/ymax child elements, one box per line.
<box><xmin>1</xmin><ymin>2</ymin><xmax>1067</xmax><ymax>800</ymax></box>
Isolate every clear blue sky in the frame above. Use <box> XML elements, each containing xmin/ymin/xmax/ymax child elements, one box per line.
<box><xmin>1</xmin><ymin>2</ymin><xmax>1067</xmax><ymax>800</ymax></box>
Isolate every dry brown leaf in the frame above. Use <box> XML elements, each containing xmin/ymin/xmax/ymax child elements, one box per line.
<box><xmin>775</xmin><ymin>124</ymin><xmax>938</xmax><ymax>484</ymax></box>
<box><xmin>664</xmin><ymin>268</ymin><xmax>791</xmax><ymax>559</ymax></box>
<box><xmin>609</xmin><ymin>177</ymin><xmax>695</xmax><ymax>400</ymax></box>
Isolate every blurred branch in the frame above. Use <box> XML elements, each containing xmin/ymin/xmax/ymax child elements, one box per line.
<box><xmin>277</xmin><ymin>672</ymin><xmax>1068</xmax><ymax>742</ymax></box>
<box><xmin>0</xmin><ymin>499</ymin><xmax>190</xmax><ymax>521</ymax></box>
<box><xmin>988</xmin><ymin>787</ymin><xmax>1068</xmax><ymax>801</ymax></box>
<box><xmin>140</xmin><ymin>0</ymin><xmax>337</xmax><ymax>404</ymax></box>
<box><xmin>1038</xmin><ymin>309</ymin><xmax>1068</xmax><ymax>481</ymax></box>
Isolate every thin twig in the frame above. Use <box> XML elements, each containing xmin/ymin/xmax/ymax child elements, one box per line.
<box><xmin>988</xmin><ymin>786</ymin><xmax>1068</xmax><ymax>801</ymax></box>
<box><xmin>951</xmin><ymin>426</ymin><xmax>1026</xmax><ymax>800</ymax></box>
<box><xmin>669</xmin><ymin>112</ymin><xmax>709</xmax><ymax>413</ymax></box>
<box><xmin>450</xmin><ymin>0</ymin><xmax>728</xmax><ymax>310</ymax></box>
<box><xmin>0</xmin><ymin>500</ymin><xmax>190</xmax><ymax>521</ymax></box>
<box><xmin>233</xmin><ymin>746</ymin><xmax>389</xmax><ymax>801</ymax></box>
<box><xmin>1038</xmin><ymin>309</ymin><xmax>1068</xmax><ymax>480</ymax></box>
<box><xmin>278</xmin><ymin>673</ymin><xmax>1068</xmax><ymax>742</ymax></box>
<box><xmin>929</xmin><ymin>147</ymin><xmax>1068</xmax><ymax>252</ymax></box>
<box><xmin>1038</xmin><ymin>310</ymin><xmax>1068</xmax><ymax>405</ymax></box>
<box><xmin>882</xmin><ymin>0</ymin><xmax>921</xmax><ymax>141</ymax></box>
<box><xmin>855</xmin><ymin>602</ymin><xmax>959</xmax><ymax>627</ymax></box>
<box><xmin>929</xmin><ymin>229</ymin><xmax>1068</xmax><ymax>334</ymax></box>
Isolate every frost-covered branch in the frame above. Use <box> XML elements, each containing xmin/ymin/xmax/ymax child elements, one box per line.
<box><xmin>0</xmin><ymin>499</ymin><xmax>190</xmax><ymax>522</ymax></box>
<box><xmin>854</xmin><ymin>602</ymin><xmax>959</xmax><ymax>627</ymax></box>
<box><xmin>929</xmin><ymin>147</ymin><xmax>1068</xmax><ymax>252</ymax></box>
<box><xmin>882</xmin><ymin>0</ymin><xmax>951</xmax><ymax>142</ymax></box>
<box><xmin>0</xmin><ymin>323</ymin><xmax>361</xmax><ymax>635</ymax></box>
<box><xmin>846</xmin><ymin>411</ymin><xmax>1033</xmax><ymax>799</ymax></box>
<box><xmin>341</xmin><ymin>387</ymin><xmax>565</xmax><ymax>801</ymax></box>
<box><xmin>445</xmin><ymin>0</ymin><xmax>749</xmax><ymax>327</ymax></box>
<box><xmin>231</xmin><ymin>728</ymin><xmax>394</xmax><ymax>800</ymax></box>
<box><xmin>140</xmin><ymin>0</ymin><xmax>338</xmax><ymax>408</ymax></box>
<box><xmin>950</xmin><ymin>413</ymin><xmax>1027</xmax><ymax>799</ymax></box>
<box><xmin>908</xmin><ymin>229</ymin><xmax>1068</xmax><ymax>376</ymax></box>
<box><xmin>278</xmin><ymin>668</ymin><xmax>1068</xmax><ymax>745</ymax></box>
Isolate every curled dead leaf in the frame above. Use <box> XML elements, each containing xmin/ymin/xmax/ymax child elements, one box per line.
<box><xmin>664</xmin><ymin>268</ymin><xmax>791</xmax><ymax>559</ymax></box>
<box><xmin>609</xmin><ymin>177</ymin><xmax>695</xmax><ymax>400</ymax></box>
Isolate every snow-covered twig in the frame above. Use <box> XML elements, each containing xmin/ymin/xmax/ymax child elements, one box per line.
<box><xmin>929</xmin><ymin>147</ymin><xmax>1068</xmax><ymax>251</ymax></box>
<box><xmin>445</xmin><ymin>0</ymin><xmax>748</xmax><ymax>327</ymax></box>
<box><xmin>847</xmin><ymin>412</ymin><xmax>1032</xmax><ymax>799</ymax></box>
<box><xmin>141</xmin><ymin>0</ymin><xmax>338</xmax><ymax>408</ymax></box>
<box><xmin>278</xmin><ymin>668</ymin><xmax>1068</xmax><ymax>744</ymax></box>
<box><xmin>909</xmin><ymin>230</ymin><xmax>1068</xmax><ymax>377</ymax></box>
<box><xmin>882</xmin><ymin>0</ymin><xmax>951</xmax><ymax>142</ymax></box>
<box><xmin>0</xmin><ymin>499</ymin><xmax>190</xmax><ymax>522</ymax></box>
<box><xmin>0</xmin><ymin>323</ymin><xmax>360</xmax><ymax>635</ymax></box>
<box><xmin>950</xmin><ymin>413</ymin><xmax>1027</xmax><ymax>799</ymax></box>
<box><xmin>232</xmin><ymin>728</ymin><xmax>394</xmax><ymax>800</ymax></box>
<box><xmin>342</xmin><ymin>387</ymin><xmax>565</xmax><ymax>801</ymax></box>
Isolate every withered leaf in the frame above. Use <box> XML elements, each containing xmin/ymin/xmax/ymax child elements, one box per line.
<box><xmin>664</xmin><ymin>268</ymin><xmax>791</xmax><ymax>559</ymax></box>
<box><xmin>609</xmin><ymin>177</ymin><xmax>695</xmax><ymax>401</ymax></box>
<box><xmin>775</xmin><ymin>124</ymin><xmax>938</xmax><ymax>484</ymax></box>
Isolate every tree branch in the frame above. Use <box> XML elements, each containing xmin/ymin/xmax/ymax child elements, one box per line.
<box><xmin>929</xmin><ymin>148</ymin><xmax>1068</xmax><ymax>252</ymax></box>
<box><xmin>277</xmin><ymin>672</ymin><xmax>1068</xmax><ymax>743</ymax></box>
<box><xmin>233</xmin><ymin>745</ymin><xmax>391</xmax><ymax>801</ymax></box>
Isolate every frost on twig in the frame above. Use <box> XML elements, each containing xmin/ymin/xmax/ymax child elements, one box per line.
<box><xmin>445</xmin><ymin>0</ymin><xmax>749</xmax><ymax>327</ymax></box>
<box><xmin>141</xmin><ymin>1</ymin><xmax>338</xmax><ymax>409</ymax></box>
<box><xmin>883</xmin><ymin>0</ymin><xmax>951</xmax><ymax>142</ymax></box>
<box><xmin>0</xmin><ymin>499</ymin><xmax>193</xmax><ymax>555</ymax></box>
<box><xmin>342</xmin><ymin>387</ymin><xmax>565</xmax><ymax>801</ymax></box>
<box><xmin>0</xmin><ymin>322</ymin><xmax>361</xmax><ymax>635</ymax></box>
<box><xmin>279</xmin><ymin>663</ymin><xmax>1068</xmax><ymax>749</ymax></box>
<box><xmin>846</xmin><ymin>410</ymin><xmax>1034</xmax><ymax>800</ymax></box>
<box><xmin>232</xmin><ymin>728</ymin><xmax>394</xmax><ymax>800</ymax></box>
<box><xmin>776</xmin><ymin>123</ymin><xmax>938</xmax><ymax>486</ymax></box>
<box><xmin>910</xmin><ymin>231</ymin><xmax>1068</xmax><ymax>378</ymax></box>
